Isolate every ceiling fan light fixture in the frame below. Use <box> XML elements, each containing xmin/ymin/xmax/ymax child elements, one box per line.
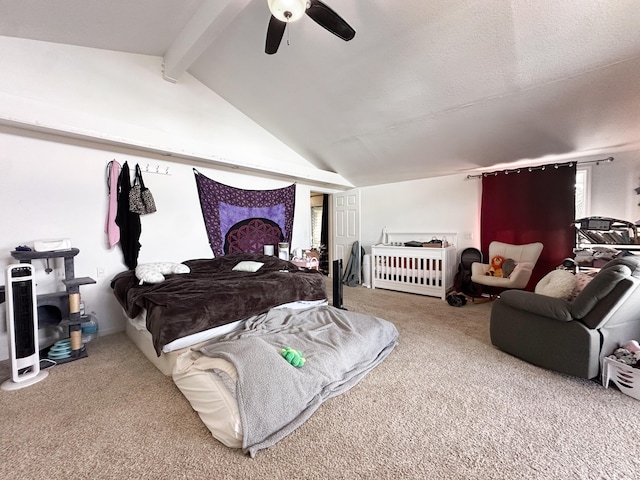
<box><xmin>268</xmin><ymin>0</ymin><xmax>308</xmax><ymax>22</ymax></box>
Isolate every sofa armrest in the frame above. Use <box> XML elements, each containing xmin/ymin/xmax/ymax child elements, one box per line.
<box><xmin>498</xmin><ymin>290</ymin><xmax>573</xmax><ymax>321</ymax></box>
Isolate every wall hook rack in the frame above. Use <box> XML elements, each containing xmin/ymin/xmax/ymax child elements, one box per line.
<box><xmin>143</xmin><ymin>164</ymin><xmax>171</xmax><ymax>176</ymax></box>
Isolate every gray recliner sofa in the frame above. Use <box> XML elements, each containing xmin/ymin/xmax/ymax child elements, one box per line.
<box><xmin>490</xmin><ymin>256</ymin><xmax>640</xmax><ymax>379</ymax></box>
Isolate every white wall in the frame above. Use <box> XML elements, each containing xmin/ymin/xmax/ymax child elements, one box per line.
<box><xmin>358</xmin><ymin>152</ymin><xmax>640</xmax><ymax>256</ymax></box>
<box><xmin>0</xmin><ymin>36</ymin><xmax>350</xmax><ymax>188</ymax></box>
<box><xmin>0</xmin><ymin>36</ymin><xmax>342</xmax><ymax>361</ymax></box>
<box><xmin>0</xmin><ymin>127</ymin><xmax>321</xmax><ymax>360</ymax></box>
<box><xmin>360</xmin><ymin>173</ymin><xmax>482</xmax><ymax>253</ymax></box>
<box><xmin>589</xmin><ymin>152</ymin><xmax>640</xmax><ymax>223</ymax></box>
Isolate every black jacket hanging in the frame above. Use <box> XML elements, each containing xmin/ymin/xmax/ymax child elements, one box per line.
<box><xmin>115</xmin><ymin>161</ymin><xmax>142</xmax><ymax>269</ymax></box>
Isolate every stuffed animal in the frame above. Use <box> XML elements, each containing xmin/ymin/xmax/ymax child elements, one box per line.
<box><xmin>623</xmin><ymin>340</ymin><xmax>640</xmax><ymax>360</ymax></box>
<box><xmin>608</xmin><ymin>347</ymin><xmax>638</xmax><ymax>366</ymax></box>
<box><xmin>281</xmin><ymin>347</ymin><xmax>306</xmax><ymax>367</ymax></box>
<box><xmin>486</xmin><ymin>255</ymin><xmax>505</xmax><ymax>277</ymax></box>
<box><xmin>502</xmin><ymin>258</ymin><xmax>516</xmax><ymax>278</ymax></box>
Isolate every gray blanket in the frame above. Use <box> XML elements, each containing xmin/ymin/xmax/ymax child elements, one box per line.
<box><xmin>198</xmin><ymin>305</ymin><xmax>399</xmax><ymax>457</ymax></box>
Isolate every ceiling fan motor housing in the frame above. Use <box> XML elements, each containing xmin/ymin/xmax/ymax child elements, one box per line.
<box><xmin>268</xmin><ymin>0</ymin><xmax>309</xmax><ymax>22</ymax></box>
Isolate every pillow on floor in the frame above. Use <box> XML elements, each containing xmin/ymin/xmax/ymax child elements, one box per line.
<box><xmin>535</xmin><ymin>270</ymin><xmax>577</xmax><ymax>300</ymax></box>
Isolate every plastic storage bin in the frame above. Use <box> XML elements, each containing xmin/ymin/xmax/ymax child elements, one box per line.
<box><xmin>602</xmin><ymin>357</ymin><xmax>640</xmax><ymax>400</ymax></box>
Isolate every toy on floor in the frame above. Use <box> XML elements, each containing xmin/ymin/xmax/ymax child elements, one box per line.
<box><xmin>486</xmin><ymin>255</ymin><xmax>505</xmax><ymax>277</ymax></box>
<box><xmin>623</xmin><ymin>340</ymin><xmax>640</xmax><ymax>360</ymax></box>
<box><xmin>281</xmin><ymin>347</ymin><xmax>306</xmax><ymax>367</ymax></box>
<box><xmin>446</xmin><ymin>293</ymin><xmax>467</xmax><ymax>307</ymax></box>
<box><xmin>607</xmin><ymin>340</ymin><xmax>640</xmax><ymax>368</ymax></box>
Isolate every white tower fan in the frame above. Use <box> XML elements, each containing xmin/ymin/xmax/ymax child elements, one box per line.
<box><xmin>1</xmin><ymin>264</ymin><xmax>48</xmax><ymax>391</ymax></box>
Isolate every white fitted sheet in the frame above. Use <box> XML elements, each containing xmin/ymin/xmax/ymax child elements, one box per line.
<box><xmin>172</xmin><ymin>350</ymin><xmax>243</xmax><ymax>448</ymax></box>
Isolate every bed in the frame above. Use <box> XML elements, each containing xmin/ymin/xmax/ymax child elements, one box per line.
<box><xmin>111</xmin><ymin>253</ymin><xmax>327</xmax><ymax>360</ymax></box>
<box><xmin>111</xmin><ymin>253</ymin><xmax>398</xmax><ymax>456</ymax></box>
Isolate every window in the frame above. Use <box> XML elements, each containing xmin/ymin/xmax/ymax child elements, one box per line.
<box><xmin>575</xmin><ymin>166</ymin><xmax>591</xmax><ymax>219</ymax></box>
<box><xmin>310</xmin><ymin>206</ymin><xmax>323</xmax><ymax>249</ymax></box>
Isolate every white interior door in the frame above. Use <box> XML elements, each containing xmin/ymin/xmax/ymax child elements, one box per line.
<box><xmin>331</xmin><ymin>189</ymin><xmax>361</xmax><ymax>278</ymax></box>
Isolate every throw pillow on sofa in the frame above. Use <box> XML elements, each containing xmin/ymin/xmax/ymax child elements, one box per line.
<box><xmin>535</xmin><ymin>270</ymin><xmax>577</xmax><ymax>300</ymax></box>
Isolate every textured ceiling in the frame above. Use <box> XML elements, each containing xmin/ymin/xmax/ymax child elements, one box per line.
<box><xmin>1</xmin><ymin>0</ymin><xmax>639</xmax><ymax>186</ymax></box>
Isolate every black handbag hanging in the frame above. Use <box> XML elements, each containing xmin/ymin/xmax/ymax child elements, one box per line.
<box><xmin>129</xmin><ymin>163</ymin><xmax>157</xmax><ymax>215</ymax></box>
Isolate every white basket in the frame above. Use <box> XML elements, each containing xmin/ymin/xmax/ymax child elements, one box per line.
<box><xmin>602</xmin><ymin>357</ymin><xmax>640</xmax><ymax>400</ymax></box>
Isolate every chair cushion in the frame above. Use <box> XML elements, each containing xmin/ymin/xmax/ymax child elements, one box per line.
<box><xmin>489</xmin><ymin>241</ymin><xmax>543</xmax><ymax>265</ymax></box>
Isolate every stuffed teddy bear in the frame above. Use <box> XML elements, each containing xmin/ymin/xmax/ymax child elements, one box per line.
<box><xmin>281</xmin><ymin>347</ymin><xmax>306</xmax><ymax>367</ymax></box>
<box><xmin>486</xmin><ymin>255</ymin><xmax>505</xmax><ymax>277</ymax></box>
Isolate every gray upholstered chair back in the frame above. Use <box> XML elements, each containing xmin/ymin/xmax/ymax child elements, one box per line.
<box><xmin>572</xmin><ymin>257</ymin><xmax>640</xmax><ymax>329</ymax></box>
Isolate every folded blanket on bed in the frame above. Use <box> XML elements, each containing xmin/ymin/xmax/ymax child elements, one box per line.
<box><xmin>198</xmin><ymin>304</ymin><xmax>399</xmax><ymax>457</ymax></box>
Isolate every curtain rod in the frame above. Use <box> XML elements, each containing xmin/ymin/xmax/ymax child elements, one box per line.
<box><xmin>466</xmin><ymin>157</ymin><xmax>613</xmax><ymax>179</ymax></box>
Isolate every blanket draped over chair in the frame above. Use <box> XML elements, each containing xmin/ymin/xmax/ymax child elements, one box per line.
<box><xmin>193</xmin><ymin>169</ymin><xmax>296</xmax><ymax>256</ymax></box>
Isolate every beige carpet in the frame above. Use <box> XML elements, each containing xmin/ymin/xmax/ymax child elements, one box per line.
<box><xmin>1</xmin><ymin>283</ymin><xmax>639</xmax><ymax>480</ymax></box>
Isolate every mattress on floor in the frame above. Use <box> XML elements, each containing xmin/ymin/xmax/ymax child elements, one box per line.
<box><xmin>126</xmin><ymin>300</ymin><xmax>330</xmax><ymax>448</ymax></box>
<box><xmin>172</xmin><ymin>349</ymin><xmax>242</xmax><ymax>448</ymax></box>
<box><xmin>125</xmin><ymin>299</ymin><xmax>327</xmax><ymax>376</ymax></box>
<box><xmin>172</xmin><ymin>304</ymin><xmax>399</xmax><ymax>456</ymax></box>
<box><xmin>125</xmin><ymin>317</ymin><xmax>205</xmax><ymax>376</ymax></box>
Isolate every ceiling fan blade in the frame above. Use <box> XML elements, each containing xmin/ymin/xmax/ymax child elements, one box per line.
<box><xmin>305</xmin><ymin>0</ymin><xmax>355</xmax><ymax>41</ymax></box>
<box><xmin>265</xmin><ymin>15</ymin><xmax>287</xmax><ymax>54</ymax></box>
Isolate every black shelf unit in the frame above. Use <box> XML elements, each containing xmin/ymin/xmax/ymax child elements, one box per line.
<box><xmin>10</xmin><ymin>248</ymin><xmax>95</xmax><ymax>363</ymax></box>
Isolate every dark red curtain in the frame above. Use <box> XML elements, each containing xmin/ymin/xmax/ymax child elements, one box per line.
<box><xmin>480</xmin><ymin>164</ymin><xmax>576</xmax><ymax>290</ymax></box>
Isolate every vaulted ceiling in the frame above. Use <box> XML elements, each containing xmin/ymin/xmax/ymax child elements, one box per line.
<box><xmin>1</xmin><ymin>0</ymin><xmax>639</xmax><ymax>186</ymax></box>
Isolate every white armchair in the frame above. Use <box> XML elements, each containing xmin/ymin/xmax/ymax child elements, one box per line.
<box><xmin>471</xmin><ymin>241</ymin><xmax>544</xmax><ymax>290</ymax></box>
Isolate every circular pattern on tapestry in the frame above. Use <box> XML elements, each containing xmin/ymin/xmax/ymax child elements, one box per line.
<box><xmin>224</xmin><ymin>217</ymin><xmax>284</xmax><ymax>254</ymax></box>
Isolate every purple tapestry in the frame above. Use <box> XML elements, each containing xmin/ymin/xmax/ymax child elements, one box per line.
<box><xmin>193</xmin><ymin>169</ymin><xmax>296</xmax><ymax>256</ymax></box>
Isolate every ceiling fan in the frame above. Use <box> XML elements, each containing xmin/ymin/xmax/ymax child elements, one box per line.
<box><xmin>265</xmin><ymin>0</ymin><xmax>356</xmax><ymax>54</ymax></box>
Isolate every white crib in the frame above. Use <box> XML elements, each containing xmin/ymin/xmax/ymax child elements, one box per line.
<box><xmin>371</xmin><ymin>233</ymin><xmax>457</xmax><ymax>300</ymax></box>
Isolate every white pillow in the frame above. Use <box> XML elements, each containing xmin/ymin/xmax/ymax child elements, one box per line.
<box><xmin>535</xmin><ymin>270</ymin><xmax>577</xmax><ymax>300</ymax></box>
<box><xmin>232</xmin><ymin>261</ymin><xmax>264</xmax><ymax>273</ymax></box>
<box><xmin>135</xmin><ymin>262</ymin><xmax>190</xmax><ymax>285</ymax></box>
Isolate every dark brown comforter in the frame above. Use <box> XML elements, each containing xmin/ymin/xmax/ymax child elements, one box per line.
<box><xmin>111</xmin><ymin>254</ymin><xmax>327</xmax><ymax>355</ymax></box>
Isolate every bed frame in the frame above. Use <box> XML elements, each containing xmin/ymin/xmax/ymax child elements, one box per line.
<box><xmin>371</xmin><ymin>232</ymin><xmax>457</xmax><ymax>300</ymax></box>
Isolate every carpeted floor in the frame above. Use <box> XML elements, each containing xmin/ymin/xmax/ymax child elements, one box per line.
<box><xmin>1</xmin><ymin>282</ymin><xmax>639</xmax><ymax>479</ymax></box>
